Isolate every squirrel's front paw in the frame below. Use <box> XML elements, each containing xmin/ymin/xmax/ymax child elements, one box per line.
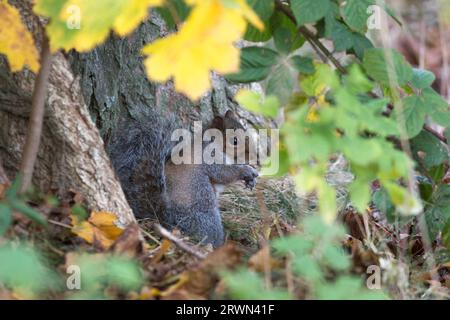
<box><xmin>241</xmin><ymin>166</ymin><xmax>259</xmax><ymax>190</ymax></box>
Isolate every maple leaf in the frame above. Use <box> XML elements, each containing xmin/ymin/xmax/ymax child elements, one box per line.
<box><xmin>71</xmin><ymin>211</ymin><xmax>124</xmax><ymax>249</ymax></box>
<box><xmin>0</xmin><ymin>1</ymin><xmax>40</xmax><ymax>72</ymax></box>
<box><xmin>33</xmin><ymin>0</ymin><xmax>163</xmax><ymax>52</ymax></box>
<box><xmin>142</xmin><ymin>0</ymin><xmax>264</xmax><ymax>100</ymax></box>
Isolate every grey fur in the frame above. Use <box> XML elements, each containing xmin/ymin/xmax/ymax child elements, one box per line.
<box><xmin>108</xmin><ymin>111</ymin><xmax>258</xmax><ymax>247</ymax></box>
<box><xmin>109</xmin><ymin>114</ymin><xmax>175</xmax><ymax>218</ymax></box>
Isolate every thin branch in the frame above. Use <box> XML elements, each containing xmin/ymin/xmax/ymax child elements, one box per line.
<box><xmin>19</xmin><ymin>35</ymin><xmax>52</xmax><ymax>193</ymax></box>
<box><xmin>298</xmin><ymin>26</ymin><xmax>347</xmax><ymax>74</ymax></box>
<box><xmin>48</xmin><ymin>219</ymin><xmax>72</xmax><ymax>229</ymax></box>
<box><xmin>154</xmin><ymin>223</ymin><xmax>206</xmax><ymax>259</ymax></box>
<box><xmin>424</xmin><ymin>124</ymin><xmax>448</xmax><ymax>144</ymax></box>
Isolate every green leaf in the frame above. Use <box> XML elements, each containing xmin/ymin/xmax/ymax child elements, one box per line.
<box><xmin>363</xmin><ymin>48</ymin><xmax>413</xmax><ymax>86</ymax></box>
<box><xmin>5</xmin><ymin>174</ymin><xmax>21</xmax><ymax>199</ymax></box>
<box><xmin>0</xmin><ymin>203</ymin><xmax>12</xmax><ymax>235</ymax></box>
<box><xmin>292</xmin><ymin>255</ymin><xmax>323</xmax><ymax>281</ymax></box>
<box><xmin>341</xmin><ymin>0</ymin><xmax>374</xmax><ymax>33</ymax></box>
<box><xmin>71</xmin><ymin>204</ymin><xmax>89</xmax><ymax>221</ymax></box>
<box><xmin>400</xmin><ymin>95</ymin><xmax>427</xmax><ymax>138</ymax></box>
<box><xmin>226</xmin><ymin>46</ymin><xmax>278</xmax><ymax>83</ymax></box>
<box><xmin>346</xmin><ymin>64</ymin><xmax>373</xmax><ymax>94</ymax></box>
<box><xmin>273</xmin><ymin>26</ymin><xmax>305</xmax><ymax>54</ymax></box>
<box><xmin>269</xmin><ymin>10</ymin><xmax>305</xmax><ymax>51</ymax></box>
<box><xmin>10</xmin><ymin>201</ymin><xmax>47</xmax><ymax>226</ymax></box>
<box><xmin>317</xmin><ymin>276</ymin><xmax>387</xmax><ymax>300</ymax></box>
<box><xmin>430</xmin><ymin>110</ymin><xmax>450</xmax><ymax>128</ymax></box>
<box><xmin>425</xmin><ymin>206</ymin><xmax>449</xmax><ymax>241</ymax></box>
<box><xmin>318</xmin><ymin>185</ymin><xmax>337</xmax><ymax>223</ymax></box>
<box><xmin>300</xmin><ymin>63</ymin><xmax>339</xmax><ymax>96</ymax></box>
<box><xmin>287</xmin><ymin>132</ymin><xmax>331</xmax><ymax>162</ymax></box>
<box><xmin>244</xmin><ymin>0</ymin><xmax>274</xmax><ymax>42</ymax></box>
<box><xmin>443</xmin><ymin>219</ymin><xmax>450</xmax><ymax>251</ymax></box>
<box><xmin>272</xmin><ymin>235</ymin><xmax>314</xmax><ymax>256</ymax></box>
<box><xmin>265</xmin><ymin>62</ymin><xmax>295</xmax><ymax>106</ymax></box>
<box><xmin>291</xmin><ymin>0</ymin><xmax>331</xmax><ymax>25</ymax></box>
<box><xmin>303</xmin><ymin>215</ymin><xmax>328</xmax><ymax>237</ymax></box>
<box><xmin>372</xmin><ymin>188</ymin><xmax>395</xmax><ymax>222</ymax></box>
<box><xmin>222</xmin><ymin>269</ymin><xmax>291</xmax><ymax>300</ymax></box>
<box><xmin>350</xmin><ymin>33</ymin><xmax>374</xmax><ymax>59</ymax></box>
<box><xmin>322</xmin><ymin>245</ymin><xmax>350</xmax><ymax>271</ymax></box>
<box><xmin>290</xmin><ymin>55</ymin><xmax>314</xmax><ymax>74</ymax></box>
<box><xmin>235</xmin><ymin>90</ymin><xmax>279</xmax><ymax>118</ymax></box>
<box><xmin>106</xmin><ymin>256</ymin><xmax>143</xmax><ymax>291</ymax></box>
<box><xmin>324</xmin><ymin>11</ymin><xmax>374</xmax><ymax>58</ymax></box>
<box><xmin>411</xmin><ymin>131</ymin><xmax>449</xmax><ymax>168</ymax></box>
<box><xmin>156</xmin><ymin>0</ymin><xmax>190</xmax><ymax>30</ymax></box>
<box><xmin>343</xmin><ymin>138</ymin><xmax>382</xmax><ymax>165</ymax></box>
<box><xmin>0</xmin><ymin>243</ymin><xmax>56</xmax><ymax>294</ymax></box>
<box><xmin>410</xmin><ymin>68</ymin><xmax>436</xmax><ymax>89</ymax></box>
<box><xmin>349</xmin><ymin>179</ymin><xmax>371</xmax><ymax>213</ymax></box>
<box><xmin>34</xmin><ymin>0</ymin><xmax>161</xmax><ymax>52</ymax></box>
<box><xmin>328</xmin><ymin>21</ymin><xmax>355</xmax><ymax>52</ymax></box>
<box><xmin>422</xmin><ymin>87</ymin><xmax>449</xmax><ymax>112</ymax></box>
<box><xmin>425</xmin><ymin>183</ymin><xmax>449</xmax><ymax>240</ymax></box>
<box><xmin>418</xmin><ymin>180</ymin><xmax>433</xmax><ymax>202</ymax></box>
<box><xmin>429</xmin><ymin>164</ymin><xmax>446</xmax><ymax>184</ymax></box>
<box><xmin>273</xmin><ymin>27</ymin><xmax>292</xmax><ymax>53</ymax></box>
<box><xmin>68</xmin><ymin>253</ymin><xmax>142</xmax><ymax>298</ymax></box>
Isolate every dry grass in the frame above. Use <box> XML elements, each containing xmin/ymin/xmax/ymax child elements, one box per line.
<box><xmin>220</xmin><ymin>156</ymin><xmax>354</xmax><ymax>247</ymax></box>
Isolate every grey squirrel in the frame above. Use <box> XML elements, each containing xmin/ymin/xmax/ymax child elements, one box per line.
<box><xmin>109</xmin><ymin>110</ymin><xmax>259</xmax><ymax>247</ymax></box>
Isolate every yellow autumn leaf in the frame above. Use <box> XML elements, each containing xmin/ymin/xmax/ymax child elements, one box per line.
<box><xmin>71</xmin><ymin>211</ymin><xmax>124</xmax><ymax>249</ymax></box>
<box><xmin>33</xmin><ymin>0</ymin><xmax>163</xmax><ymax>52</ymax></box>
<box><xmin>88</xmin><ymin>211</ymin><xmax>124</xmax><ymax>238</ymax></box>
<box><xmin>0</xmin><ymin>1</ymin><xmax>40</xmax><ymax>72</ymax></box>
<box><xmin>143</xmin><ymin>0</ymin><xmax>264</xmax><ymax>100</ymax></box>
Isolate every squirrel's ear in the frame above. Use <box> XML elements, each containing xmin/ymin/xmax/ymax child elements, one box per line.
<box><xmin>225</xmin><ymin>109</ymin><xmax>237</xmax><ymax>119</ymax></box>
<box><xmin>210</xmin><ymin>116</ymin><xmax>224</xmax><ymax>130</ymax></box>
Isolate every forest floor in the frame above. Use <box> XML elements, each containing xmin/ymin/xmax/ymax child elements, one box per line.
<box><xmin>3</xmin><ymin>158</ymin><xmax>448</xmax><ymax>300</ymax></box>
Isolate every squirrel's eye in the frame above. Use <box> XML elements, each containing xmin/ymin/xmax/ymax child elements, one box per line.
<box><xmin>233</xmin><ymin>137</ymin><xmax>238</xmax><ymax>145</ymax></box>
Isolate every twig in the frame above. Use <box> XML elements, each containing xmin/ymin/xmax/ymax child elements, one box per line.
<box><xmin>19</xmin><ymin>35</ymin><xmax>52</xmax><ymax>193</ymax></box>
<box><xmin>154</xmin><ymin>223</ymin><xmax>206</xmax><ymax>259</ymax></box>
<box><xmin>424</xmin><ymin>124</ymin><xmax>447</xmax><ymax>144</ymax></box>
<box><xmin>299</xmin><ymin>26</ymin><xmax>347</xmax><ymax>74</ymax></box>
<box><xmin>48</xmin><ymin>219</ymin><xmax>72</xmax><ymax>229</ymax></box>
<box><xmin>285</xmin><ymin>255</ymin><xmax>294</xmax><ymax>296</ymax></box>
<box><xmin>139</xmin><ymin>225</ymin><xmax>161</xmax><ymax>245</ymax></box>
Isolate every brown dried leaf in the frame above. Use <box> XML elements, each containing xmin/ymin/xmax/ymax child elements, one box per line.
<box><xmin>151</xmin><ymin>239</ymin><xmax>172</xmax><ymax>264</ymax></box>
<box><xmin>343</xmin><ymin>235</ymin><xmax>379</xmax><ymax>273</ymax></box>
<box><xmin>109</xmin><ymin>223</ymin><xmax>143</xmax><ymax>257</ymax></box>
<box><xmin>248</xmin><ymin>245</ymin><xmax>282</xmax><ymax>273</ymax></box>
<box><xmin>162</xmin><ymin>242</ymin><xmax>242</xmax><ymax>299</ymax></box>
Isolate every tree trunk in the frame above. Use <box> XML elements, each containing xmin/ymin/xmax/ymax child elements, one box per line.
<box><xmin>0</xmin><ymin>1</ymin><xmax>134</xmax><ymax>225</ymax></box>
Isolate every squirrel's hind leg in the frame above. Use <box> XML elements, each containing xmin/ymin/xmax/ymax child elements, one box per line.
<box><xmin>166</xmin><ymin>207</ymin><xmax>225</xmax><ymax>248</ymax></box>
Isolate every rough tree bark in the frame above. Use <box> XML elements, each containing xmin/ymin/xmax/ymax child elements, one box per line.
<box><xmin>0</xmin><ymin>1</ymin><xmax>134</xmax><ymax>225</ymax></box>
<box><xmin>68</xmin><ymin>13</ymin><xmax>266</xmax><ymax>146</ymax></box>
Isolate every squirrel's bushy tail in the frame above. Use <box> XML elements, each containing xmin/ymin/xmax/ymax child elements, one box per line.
<box><xmin>108</xmin><ymin>112</ymin><xmax>176</xmax><ymax>218</ymax></box>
